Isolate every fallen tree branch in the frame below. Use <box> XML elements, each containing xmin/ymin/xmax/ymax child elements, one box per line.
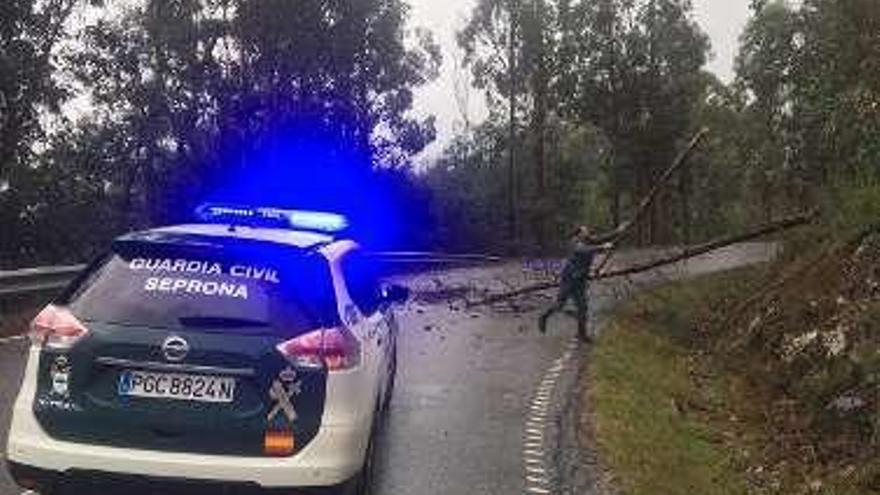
<box><xmin>466</xmin><ymin>209</ymin><xmax>819</xmax><ymax>308</ymax></box>
<box><xmin>597</xmin><ymin>209</ymin><xmax>817</xmax><ymax>278</ymax></box>
<box><xmin>595</xmin><ymin>128</ymin><xmax>710</xmax><ymax>274</ymax></box>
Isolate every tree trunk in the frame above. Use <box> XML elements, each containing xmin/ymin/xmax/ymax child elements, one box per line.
<box><xmin>611</xmin><ymin>174</ymin><xmax>621</xmax><ymax>229</ymax></box>
<box><xmin>531</xmin><ymin>34</ymin><xmax>548</xmax><ymax>252</ymax></box>
<box><xmin>507</xmin><ymin>0</ymin><xmax>519</xmax><ymax>250</ymax></box>
<box><xmin>680</xmin><ymin>158</ymin><xmax>691</xmax><ymax>245</ymax></box>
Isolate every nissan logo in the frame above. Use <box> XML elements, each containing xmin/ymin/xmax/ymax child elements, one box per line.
<box><xmin>162</xmin><ymin>335</ymin><xmax>190</xmax><ymax>362</ymax></box>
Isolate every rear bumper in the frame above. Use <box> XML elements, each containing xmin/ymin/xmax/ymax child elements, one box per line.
<box><xmin>7</xmin><ymin>422</ymin><xmax>365</xmax><ymax>488</ymax></box>
<box><xmin>5</xmin><ymin>460</ymin><xmax>342</xmax><ymax>494</ymax></box>
<box><xmin>6</xmin><ymin>348</ymin><xmax>369</xmax><ymax>488</ymax></box>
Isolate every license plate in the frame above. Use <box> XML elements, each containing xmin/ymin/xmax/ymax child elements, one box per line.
<box><xmin>117</xmin><ymin>370</ymin><xmax>236</xmax><ymax>403</ymax></box>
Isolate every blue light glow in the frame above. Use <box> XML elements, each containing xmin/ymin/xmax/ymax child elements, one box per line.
<box><xmin>195</xmin><ymin>125</ymin><xmax>427</xmax><ymax>248</ymax></box>
<box><xmin>282</xmin><ymin>209</ymin><xmax>349</xmax><ymax>233</ymax></box>
<box><xmin>196</xmin><ymin>203</ymin><xmax>349</xmax><ymax>233</ymax></box>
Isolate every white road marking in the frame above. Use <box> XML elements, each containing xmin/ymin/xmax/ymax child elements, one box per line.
<box><xmin>522</xmin><ymin>340</ymin><xmax>579</xmax><ymax>493</ymax></box>
<box><xmin>526</xmin><ymin>486</ymin><xmax>551</xmax><ymax>494</ymax></box>
<box><xmin>0</xmin><ymin>334</ymin><xmax>26</xmax><ymax>346</ymax></box>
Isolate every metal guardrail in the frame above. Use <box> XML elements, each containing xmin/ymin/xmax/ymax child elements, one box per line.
<box><xmin>0</xmin><ymin>264</ymin><xmax>86</xmax><ymax>298</ymax></box>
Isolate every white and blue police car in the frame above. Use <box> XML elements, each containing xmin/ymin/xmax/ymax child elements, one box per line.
<box><xmin>5</xmin><ymin>205</ymin><xmax>408</xmax><ymax>494</ymax></box>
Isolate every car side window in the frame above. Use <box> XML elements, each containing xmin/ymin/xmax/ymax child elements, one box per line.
<box><xmin>341</xmin><ymin>251</ymin><xmax>382</xmax><ymax>316</ymax></box>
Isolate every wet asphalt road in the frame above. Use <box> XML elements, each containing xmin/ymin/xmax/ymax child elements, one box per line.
<box><xmin>0</xmin><ymin>339</ymin><xmax>27</xmax><ymax>495</ymax></box>
<box><xmin>0</xmin><ymin>244</ymin><xmax>776</xmax><ymax>495</ymax></box>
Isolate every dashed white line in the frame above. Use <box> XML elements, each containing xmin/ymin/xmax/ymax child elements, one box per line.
<box><xmin>0</xmin><ymin>334</ymin><xmax>26</xmax><ymax>346</ymax></box>
<box><xmin>522</xmin><ymin>338</ymin><xmax>579</xmax><ymax>494</ymax></box>
<box><xmin>526</xmin><ymin>485</ymin><xmax>551</xmax><ymax>493</ymax></box>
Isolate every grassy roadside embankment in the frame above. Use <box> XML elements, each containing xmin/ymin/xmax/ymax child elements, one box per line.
<box><xmin>587</xmin><ymin>237</ymin><xmax>880</xmax><ymax>495</ymax></box>
<box><xmin>589</xmin><ymin>269</ymin><xmax>759</xmax><ymax>495</ymax></box>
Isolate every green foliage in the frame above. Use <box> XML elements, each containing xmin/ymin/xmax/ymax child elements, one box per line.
<box><xmin>824</xmin><ymin>182</ymin><xmax>880</xmax><ymax>236</ymax></box>
<box><xmin>595</xmin><ymin>264</ymin><xmax>880</xmax><ymax>494</ymax></box>
<box><xmin>0</xmin><ymin>0</ymin><xmax>78</xmax><ymax>266</ymax></box>
<box><xmin>737</xmin><ymin>0</ymin><xmax>880</xmax><ymax>223</ymax></box>
<box><xmin>433</xmin><ymin>0</ymin><xmax>880</xmax><ymax>254</ymax></box>
<box><xmin>437</xmin><ymin>0</ymin><xmax>712</xmax><ymax>253</ymax></box>
<box><xmin>592</xmin><ymin>291</ymin><xmax>749</xmax><ymax>495</ymax></box>
<box><xmin>424</xmin><ymin>117</ymin><xmax>613</xmax><ymax>254</ymax></box>
<box><xmin>558</xmin><ymin>0</ymin><xmax>711</xmax><ymax>244</ymax></box>
<box><xmin>5</xmin><ymin>0</ymin><xmax>880</xmax><ymax>265</ymax></box>
<box><xmin>1</xmin><ymin>0</ymin><xmax>440</xmax><ymax>267</ymax></box>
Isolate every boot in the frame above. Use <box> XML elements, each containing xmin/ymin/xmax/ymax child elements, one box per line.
<box><xmin>577</xmin><ymin>322</ymin><xmax>592</xmax><ymax>343</ymax></box>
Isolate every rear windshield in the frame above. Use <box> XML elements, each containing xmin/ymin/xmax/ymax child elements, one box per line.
<box><xmin>63</xmin><ymin>243</ymin><xmax>339</xmax><ymax>335</ymax></box>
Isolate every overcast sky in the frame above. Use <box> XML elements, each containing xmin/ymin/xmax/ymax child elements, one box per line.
<box><xmin>408</xmin><ymin>0</ymin><xmax>755</xmax><ymax>161</ymax></box>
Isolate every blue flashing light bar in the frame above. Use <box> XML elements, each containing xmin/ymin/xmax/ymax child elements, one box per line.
<box><xmin>195</xmin><ymin>204</ymin><xmax>349</xmax><ymax>233</ymax></box>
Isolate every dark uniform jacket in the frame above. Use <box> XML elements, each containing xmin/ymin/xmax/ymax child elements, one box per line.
<box><xmin>559</xmin><ymin>229</ymin><xmax>618</xmax><ymax>291</ymax></box>
<box><xmin>560</xmin><ymin>242</ymin><xmax>599</xmax><ymax>290</ymax></box>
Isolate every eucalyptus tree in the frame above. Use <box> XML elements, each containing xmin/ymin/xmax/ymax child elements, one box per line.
<box><xmin>68</xmin><ymin>0</ymin><xmax>441</xmax><ymax>228</ymax></box>
<box><xmin>0</xmin><ymin>0</ymin><xmax>78</xmax><ymax>266</ymax></box>
<box><xmin>563</xmin><ymin>0</ymin><xmax>709</xmax><ymax>243</ymax></box>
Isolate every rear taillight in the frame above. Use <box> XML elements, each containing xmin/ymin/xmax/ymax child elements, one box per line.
<box><xmin>29</xmin><ymin>305</ymin><xmax>89</xmax><ymax>350</ymax></box>
<box><xmin>276</xmin><ymin>327</ymin><xmax>361</xmax><ymax>371</ymax></box>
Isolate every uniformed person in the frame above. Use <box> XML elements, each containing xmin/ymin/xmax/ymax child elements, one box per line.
<box><xmin>538</xmin><ymin>224</ymin><xmax>622</xmax><ymax>342</ymax></box>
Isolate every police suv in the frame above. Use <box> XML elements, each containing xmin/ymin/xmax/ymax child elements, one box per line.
<box><xmin>6</xmin><ymin>205</ymin><xmax>408</xmax><ymax>494</ymax></box>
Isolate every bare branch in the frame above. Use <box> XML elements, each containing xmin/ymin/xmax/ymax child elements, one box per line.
<box><xmin>466</xmin><ymin>209</ymin><xmax>818</xmax><ymax>308</ymax></box>
<box><xmin>595</xmin><ymin>127</ymin><xmax>710</xmax><ymax>272</ymax></box>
